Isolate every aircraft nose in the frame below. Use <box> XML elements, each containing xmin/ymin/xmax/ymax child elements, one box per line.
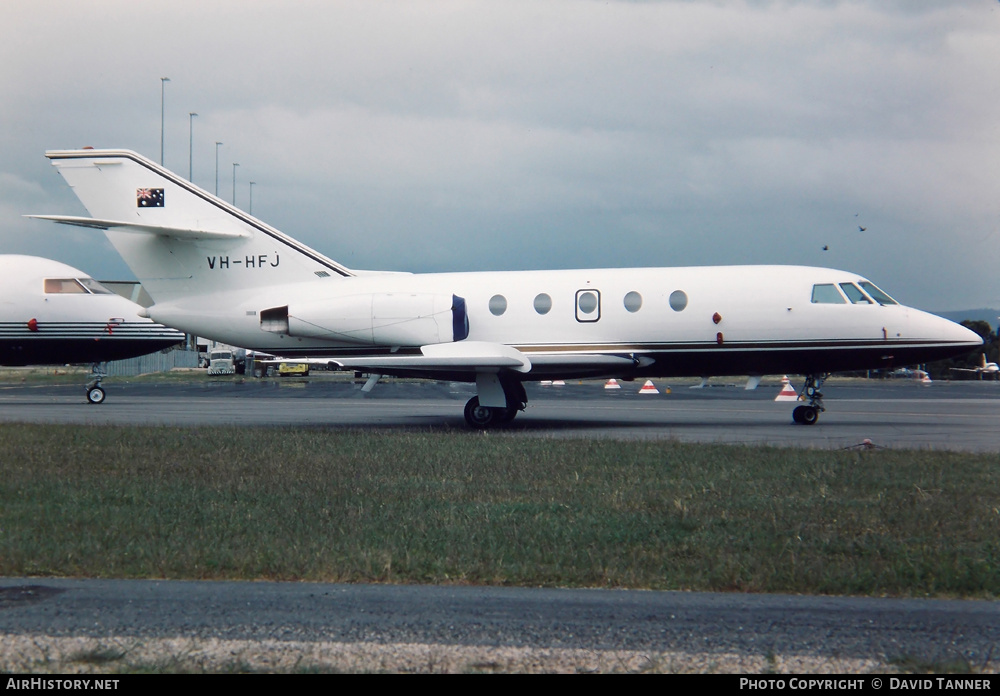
<box><xmin>934</xmin><ymin>314</ymin><xmax>983</xmax><ymax>349</ymax></box>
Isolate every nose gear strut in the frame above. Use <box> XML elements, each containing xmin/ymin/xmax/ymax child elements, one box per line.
<box><xmin>792</xmin><ymin>372</ymin><xmax>829</xmax><ymax>425</ymax></box>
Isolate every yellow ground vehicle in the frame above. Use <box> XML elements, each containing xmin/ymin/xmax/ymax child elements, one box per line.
<box><xmin>277</xmin><ymin>362</ymin><xmax>309</xmax><ymax>376</ymax></box>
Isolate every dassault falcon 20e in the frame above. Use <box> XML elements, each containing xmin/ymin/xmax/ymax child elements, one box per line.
<box><xmin>30</xmin><ymin>148</ymin><xmax>980</xmax><ymax>426</ymax></box>
<box><xmin>0</xmin><ymin>254</ymin><xmax>184</xmax><ymax>403</ymax></box>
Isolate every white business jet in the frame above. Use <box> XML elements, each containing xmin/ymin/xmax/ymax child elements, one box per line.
<box><xmin>0</xmin><ymin>254</ymin><xmax>185</xmax><ymax>402</ymax></box>
<box><xmin>29</xmin><ymin>149</ymin><xmax>981</xmax><ymax>426</ymax></box>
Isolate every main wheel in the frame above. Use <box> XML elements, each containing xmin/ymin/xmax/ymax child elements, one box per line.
<box><xmin>464</xmin><ymin>397</ymin><xmax>496</xmax><ymax>428</ymax></box>
<box><xmin>87</xmin><ymin>386</ymin><xmax>106</xmax><ymax>404</ymax></box>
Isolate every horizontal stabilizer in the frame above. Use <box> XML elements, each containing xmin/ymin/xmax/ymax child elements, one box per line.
<box><xmin>26</xmin><ymin>215</ymin><xmax>249</xmax><ymax>241</ymax></box>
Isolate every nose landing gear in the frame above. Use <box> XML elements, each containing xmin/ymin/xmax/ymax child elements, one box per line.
<box><xmin>792</xmin><ymin>373</ymin><xmax>828</xmax><ymax>425</ymax></box>
<box><xmin>85</xmin><ymin>362</ymin><xmax>107</xmax><ymax>404</ymax></box>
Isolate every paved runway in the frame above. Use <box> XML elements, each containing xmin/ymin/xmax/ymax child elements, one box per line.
<box><xmin>0</xmin><ymin>375</ymin><xmax>998</xmax><ymax>452</ymax></box>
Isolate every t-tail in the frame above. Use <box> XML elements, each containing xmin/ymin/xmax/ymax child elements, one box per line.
<box><xmin>29</xmin><ymin>149</ymin><xmax>353</xmax><ymax>304</ymax></box>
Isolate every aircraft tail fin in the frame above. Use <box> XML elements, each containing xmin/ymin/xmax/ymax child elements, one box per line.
<box><xmin>36</xmin><ymin>149</ymin><xmax>353</xmax><ymax>303</ymax></box>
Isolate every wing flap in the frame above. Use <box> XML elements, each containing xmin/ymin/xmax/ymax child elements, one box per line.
<box><xmin>527</xmin><ymin>354</ymin><xmax>643</xmax><ymax>368</ymax></box>
<box><xmin>261</xmin><ymin>347</ymin><xmax>646</xmax><ymax>376</ymax></box>
<box><xmin>26</xmin><ymin>215</ymin><xmax>250</xmax><ymax>240</ymax></box>
<box><xmin>330</xmin><ymin>341</ymin><xmax>531</xmax><ymax>373</ymax></box>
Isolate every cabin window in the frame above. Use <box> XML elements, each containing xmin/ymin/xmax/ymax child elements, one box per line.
<box><xmin>858</xmin><ymin>281</ymin><xmax>898</xmax><ymax>306</ymax></box>
<box><xmin>533</xmin><ymin>293</ymin><xmax>552</xmax><ymax>315</ymax></box>
<box><xmin>669</xmin><ymin>290</ymin><xmax>688</xmax><ymax>312</ymax></box>
<box><xmin>575</xmin><ymin>290</ymin><xmax>601</xmax><ymax>323</ymax></box>
<box><xmin>489</xmin><ymin>294</ymin><xmax>508</xmax><ymax>316</ymax></box>
<box><xmin>623</xmin><ymin>291</ymin><xmax>642</xmax><ymax>313</ymax></box>
<box><xmin>44</xmin><ymin>278</ymin><xmax>88</xmax><ymax>294</ymax></box>
<box><xmin>811</xmin><ymin>284</ymin><xmax>846</xmax><ymax>304</ymax></box>
<box><xmin>839</xmin><ymin>283</ymin><xmax>872</xmax><ymax>304</ymax></box>
<box><xmin>577</xmin><ymin>291</ymin><xmax>598</xmax><ymax>313</ymax></box>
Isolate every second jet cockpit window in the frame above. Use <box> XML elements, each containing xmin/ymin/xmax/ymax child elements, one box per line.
<box><xmin>44</xmin><ymin>278</ymin><xmax>88</xmax><ymax>294</ymax></box>
<box><xmin>43</xmin><ymin>278</ymin><xmax>115</xmax><ymax>295</ymax></box>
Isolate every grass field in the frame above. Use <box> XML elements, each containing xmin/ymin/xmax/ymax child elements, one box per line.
<box><xmin>1</xmin><ymin>424</ymin><xmax>998</xmax><ymax>597</ymax></box>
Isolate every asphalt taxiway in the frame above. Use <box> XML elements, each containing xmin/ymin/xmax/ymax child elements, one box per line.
<box><xmin>0</xmin><ymin>375</ymin><xmax>997</xmax><ymax>452</ymax></box>
<box><xmin>2</xmin><ymin>578</ymin><xmax>998</xmax><ymax>673</ymax></box>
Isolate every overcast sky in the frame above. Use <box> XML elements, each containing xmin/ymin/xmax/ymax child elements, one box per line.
<box><xmin>2</xmin><ymin>0</ymin><xmax>998</xmax><ymax>311</ymax></box>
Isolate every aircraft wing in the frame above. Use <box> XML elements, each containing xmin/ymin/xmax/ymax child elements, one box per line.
<box><xmin>26</xmin><ymin>215</ymin><xmax>249</xmax><ymax>241</ymax></box>
<box><xmin>257</xmin><ymin>343</ymin><xmax>644</xmax><ymax>376</ymax></box>
<box><xmin>328</xmin><ymin>341</ymin><xmax>531</xmax><ymax>373</ymax></box>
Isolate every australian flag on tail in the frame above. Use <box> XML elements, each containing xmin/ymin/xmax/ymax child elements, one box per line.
<box><xmin>137</xmin><ymin>188</ymin><xmax>164</xmax><ymax>207</ymax></box>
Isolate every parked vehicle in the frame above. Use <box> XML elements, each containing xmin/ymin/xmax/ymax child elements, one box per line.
<box><xmin>207</xmin><ymin>349</ymin><xmax>236</xmax><ymax>375</ymax></box>
<box><xmin>277</xmin><ymin>362</ymin><xmax>309</xmax><ymax>376</ymax></box>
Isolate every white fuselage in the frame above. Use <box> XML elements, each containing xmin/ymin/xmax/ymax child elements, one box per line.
<box><xmin>147</xmin><ymin>264</ymin><xmax>976</xmax><ymax>380</ymax></box>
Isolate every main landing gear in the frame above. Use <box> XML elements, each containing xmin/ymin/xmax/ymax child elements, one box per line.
<box><xmin>464</xmin><ymin>396</ymin><xmax>519</xmax><ymax>427</ymax></box>
<box><xmin>791</xmin><ymin>373</ymin><xmax>828</xmax><ymax>425</ymax></box>
<box><xmin>464</xmin><ymin>376</ymin><xmax>527</xmax><ymax>428</ymax></box>
<box><xmin>85</xmin><ymin>362</ymin><xmax>107</xmax><ymax>404</ymax></box>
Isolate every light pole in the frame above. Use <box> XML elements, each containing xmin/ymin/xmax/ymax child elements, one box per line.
<box><xmin>188</xmin><ymin>112</ymin><xmax>198</xmax><ymax>182</ymax></box>
<box><xmin>215</xmin><ymin>142</ymin><xmax>223</xmax><ymax>196</ymax></box>
<box><xmin>232</xmin><ymin>163</ymin><xmax>240</xmax><ymax>206</ymax></box>
<box><xmin>249</xmin><ymin>181</ymin><xmax>256</xmax><ymax>215</ymax></box>
<box><xmin>160</xmin><ymin>77</ymin><xmax>170</xmax><ymax>165</ymax></box>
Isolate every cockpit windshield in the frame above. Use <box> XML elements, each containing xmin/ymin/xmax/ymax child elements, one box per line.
<box><xmin>811</xmin><ymin>281</ymin><xmax>899</xmax><ymax>306</ymax></box>
<box><xmin>858</xmin><ymin>281</ymin><xmax>898</xmax><ymax>306</ymax></box>
<box><xmin>839</xmin><ymin>283</ymin><xmax>872</xmax><ymax>304</ymax></box>
<box><xmin>810</xmin><ymin>284</ymin><xmax>846</xmax><ymax>304</ymax></box>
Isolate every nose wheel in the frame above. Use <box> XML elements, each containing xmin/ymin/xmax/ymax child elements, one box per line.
<box><xmin>792</xmin><ymin>404</ymin><xmax>818</xmax><ymax>425</ymax></box>
<box><xmin>87</xmin><ymin>385</ymin><xmax>106</xmax><ymax>404</ymax></box>
<box><xmin>85</xmin><ymin>362</ymin><xmax>107</xmax><ymax>405</ymax></box>
<box><xmin>792</xmin><ymin>373</ymin><xmax>828</xmax><ymax>425</ymax></box>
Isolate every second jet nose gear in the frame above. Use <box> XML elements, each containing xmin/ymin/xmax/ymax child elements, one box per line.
<box><xmin>791</xmin><ymin>373</ymin><xmax>828</xmax><ymax>425</ymax></box>
<box><xmin>85</xmin><ymin>362</ymin><xmax>107</xmax><ymax>404</ymax></box>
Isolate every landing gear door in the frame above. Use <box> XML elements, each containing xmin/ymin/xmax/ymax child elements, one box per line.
<box><xmin>575</xmin><ymin>289</ymin><xmax>601</xmax><ymax>323</ymax></box>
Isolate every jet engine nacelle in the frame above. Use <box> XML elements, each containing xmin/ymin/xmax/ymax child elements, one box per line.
<box><xmin>261</xmin><ymin>293</ymin><xmax>469</xmax><ymax>346</ymax></box>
